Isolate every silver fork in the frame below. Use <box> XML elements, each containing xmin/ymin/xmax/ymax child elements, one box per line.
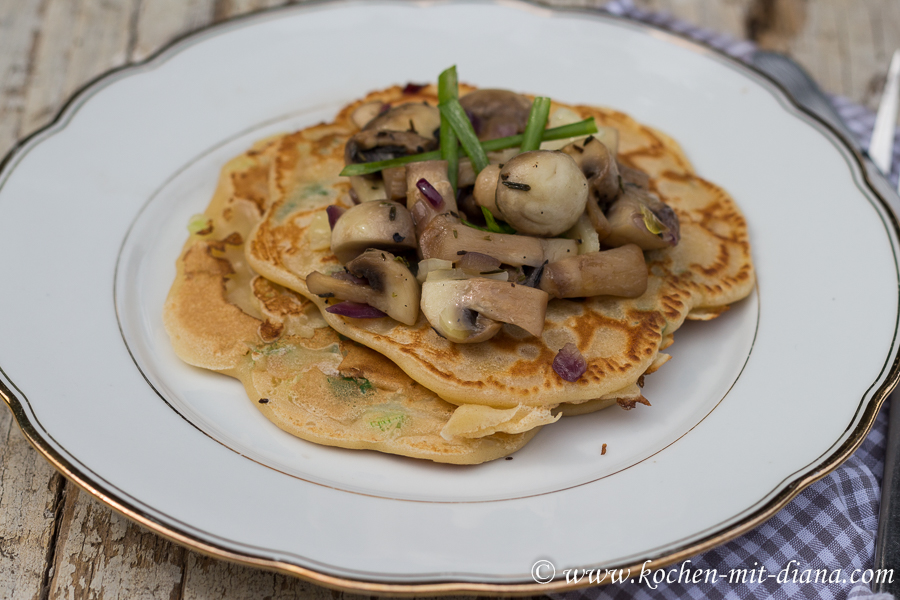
<box><xmin>751</xmin><ymin>49</ymin><xmax>900</xmax><ymax>596</ymax></box>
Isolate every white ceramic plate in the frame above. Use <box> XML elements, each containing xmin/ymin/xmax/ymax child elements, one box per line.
<box><xmin>1</xmin><ymin>0</ymin><xmax>898</xmax><ymax>593</ymax></box>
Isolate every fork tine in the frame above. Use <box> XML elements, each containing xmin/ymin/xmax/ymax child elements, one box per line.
<box><xmin>869</xmin><ymin>49</ymin><xmax>900</xmax><ymax>176</ymax></box>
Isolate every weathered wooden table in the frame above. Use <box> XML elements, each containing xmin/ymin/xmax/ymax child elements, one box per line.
<box><xmin>1</xmin><ymin>1</ymin><xmax>898</xmax><ymax>597</ymax></box>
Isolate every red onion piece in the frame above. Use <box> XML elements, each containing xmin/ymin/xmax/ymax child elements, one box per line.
<box><xmin>458</xmin><ymin>251</ymin><xmax>501</xmax><ymax>273</ymax></box>
<box><xmin>553</xmin><ymin>343</ymin><xmax>587</xmax><ymax>382</ymax></box>
<box><xmin>402</xmin><ymin>83</ymin><xmax>426</xmax><ymax>95</ymax></box>
<box><xmin>331</xmin><ymin>270</ymin><xmax>367</xmax><ymax>285</ymax></box>
<box><xmin>326</xmin><ymin>301</ymin><xmax>386</xmax><ymax>319</ymax></box>
<box><xmin>416</xmin><ymin>178</ymin><xmax>444</xmax><ymax>209</ymax></box>
<box><xmin>326</xmin><ymin>205</ymin><xmax>345</xmax><ymax>229</ymax></box>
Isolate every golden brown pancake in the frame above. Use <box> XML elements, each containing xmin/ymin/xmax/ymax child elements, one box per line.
<box><xmin>163</xmin><ymin>138</ymin><xmax>537</xmax><ymax>463</ymax></box>
<box><xmin>246</xmin><ymin>86</ymin><xmax>755</xmax><ymax>411</ymax></box>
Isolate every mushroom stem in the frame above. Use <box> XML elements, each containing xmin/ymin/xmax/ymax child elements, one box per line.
<box><xmin>418</xmin><ymin>215</ymin><xmax>577</xmax><ymax>267</ymax></box>
<box><xmin>539</xmin><ymin>244</ymin><xmax>648</xmax><ymax>299</ymax></box>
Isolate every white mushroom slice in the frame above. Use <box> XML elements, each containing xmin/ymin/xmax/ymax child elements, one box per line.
<box><xmin>329</xmin><ymin>200</ymin><xmax>417</xmax><ymax>264</ymax></box>
<box><xmin>473</xmin><ymin>164</ymin><xmax>501</xmax><ymax>213</ymax></box>
<box><xmin>539</xmin><ymin>245</ymin><xmax>648</xmax><ymax>299</ymax></box>
<box><xmin>563</xmin><ymin>213</ymin><xmax>600</xmax><ymax>255</ymax></box>
<box><xmin>349</xmin><ymin>176</ymin><xmax>387</xmax><ymax>203</ymax></box>
<box><xmin>416</xmin><ymin>258</ymin><xmax>454</xmax><ymax>283</ymax></box>
<box><xmin>351</xmin><ymin>100</ymin><xmax>387</xmax><ymax>129</ymax></box>
<box><xmin>425</xmin><ymin>268</ymin><xmax>508</xmax><ymax>282</ymax></box>
<box><xmin>307</xmin><ymin>249</ymin><xmax>420</xmax><ymax>326</ymax></box>
<box><xmin>421</xmin><ymin>278</ymin><xmax>549</xmax><ymax>343</ymax></box>
<box><xmin>495</xmin><ymin>150</ymin><xmax>588</xmax><ymax>237</ymax></box>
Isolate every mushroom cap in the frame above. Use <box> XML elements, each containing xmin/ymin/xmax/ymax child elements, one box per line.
<box><xmin>495</xmin><ymin>151</ymin><xmax>589</xmax><ymax>237</ymax></box>
<box><xmin>603</xmin><ymin>188</ymin><xmax>680</xmax><ymax>250</ymax></box>
<box><xmin>362</xmin><ymin>102</ymin><xmax>441</xmax><ymax>138</ymax></box>
<box><xmin>563</xmin><ymin>137</ymin><xmax>620</xmax><ymax>204</ymax></box>
<box><xmin>344</xmin><ymin>103</ymin><xmax>441</xmax><ymax>165</ymax></box>
<box><xmin>421</xmin><ymin>277</ymin><xmax>549</xmax><ymax>343</ymax></box>
<box><xmin>329</xmin><ymin>200</ymin><xmax>417</xmax><ymax>264</ymax></box>
<box><xmin>459</xmin><ymin>89</ymin><xmax>532</xmax><ymax>141</ymax></box>
<box><xmin>346</xmin><ymin>249</ymin><xmax>421</xmax><ymax>326</ymax></box>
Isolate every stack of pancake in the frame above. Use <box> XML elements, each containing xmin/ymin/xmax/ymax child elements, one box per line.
<box><xmin>164</xmin><ymin>85</ymin><xmax>754</xmax><ymax>464</ymax></box>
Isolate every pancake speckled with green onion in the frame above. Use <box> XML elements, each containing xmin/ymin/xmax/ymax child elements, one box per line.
<box><xmin>245</xmin><ymin>85</ymin><xmax>754</xmax><ymax>417</ymax></box>
<box><xmin>163</xmin><ymin>136</ymin><xmax>538</xmax><ymax>464</ymax></box>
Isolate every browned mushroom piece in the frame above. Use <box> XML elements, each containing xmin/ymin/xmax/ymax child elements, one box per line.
<box><xmin>494</xmin><ymin>150</ymin><xmax>588</xmax><ymax>237</ymax></box>
<box><xmin>362</xmin><ymin>102</ymin><xmax>441</xmax><ymax>138</ymax></box>
<box><xmin>344</xmin><ymin>129</ymin><xmax>436</xmax><ymax>165</ymax></box>
<box><xmin>421</xmin><ymin>277</ymin><xmax>549</xmax><ymax>343</ymax></box>
<box><xmin>329</xmin><ymin>200</ymin><xmax>417</xmax><ymax>263</ymax></box>
<box><xmin>344</xmin><ymin>103</ymin><xmax>441</xmax><ymax>170</ymax></box>
<box><xmin>618</xmin><ymin>161</ymin><xmax>651</xmax><ymax>189</ymax></box>
<box><xmin>459</xmin><ymin>89</ymin><xmax>533</xmax><ymax>141</ymax></box>
<box><xmin>603</xmin><ymin>187</ymin><xmax>680</xmax><ymax>250</ymax></box>
<box><xmin>539</xmin><ymin>244</ymin><xmax>648</xmax><ymax>299</ymax></box>
<box><xmin>562</xmin><ymin>136</ymin><xmax>621</xmax><ymax>204</ymax></box>
<box><xmin>307</xmin><ymin>249</ymin><xmax>420</xmax><ymax>326</ymax></box>
<box><xmin>418</xmin><ymin>215</ymin><xmax>577</xmax><ymax>267</ymax></box>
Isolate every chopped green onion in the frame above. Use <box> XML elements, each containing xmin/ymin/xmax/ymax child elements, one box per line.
<box><xmin>520</xmin><ymin>97</ymin><xmax>551</xmax><ymax>152</ymax></box>
<box><xmin>438</xmin><ymin>66</ymin><xmax>460</xmax><ymax>193</ymax></box>
<box><xmin>339</xmin><ymin>117</ymin><xmax>598</xmax><ymax>177</ymax></box>
<box><xmin>481</xmin><ymin>206</ymin><xmax>516</xmax><ymax>234</ymax></box>
<box><xmin>439</xmin><ymin>99</ymin><xmax>489</xmax><ymax>174</ymax></box>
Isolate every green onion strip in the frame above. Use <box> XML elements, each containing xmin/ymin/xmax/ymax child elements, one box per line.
<box><xmin>437</xmin><ymin>66</ymin><xmax>460</xmax><ymax>193</ymax></box>
<box><xmin>520</xmin><ymin>97</ymin><xmax>551</xmax><ymax>152</ymax></box>
<box><xmin>439</xmin><ymin>99</ymin><xmax>489</xmax><ymax>174</ymax></box>
<box><xmin>339</xmin><ymin>118</ymin><xmax>598</xmax><ymax>177</ymax></box>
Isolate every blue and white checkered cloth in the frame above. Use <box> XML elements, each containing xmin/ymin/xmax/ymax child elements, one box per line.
<box><xmin>554</xmin><ymin>1</ymin><xmax>900</xmax><ymax>598</ymax></box>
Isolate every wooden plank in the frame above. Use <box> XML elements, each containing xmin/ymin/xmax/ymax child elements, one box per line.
<box><xmin>214</xmin><ymin>0</ymin><xmax>293</xmax><ymax>21</ymax></box>
<box><xmin>0</xmin><ymin>411</ymin><xmax>65</xmax><ymax>600</ymax></box>
<box><xmin>46</xmin><ymin>488</ymin><xmax>186</xmax><ymax>600</ymax></box>
<box><xmin>19</xmin><ymin>0</ymin><xmax>138</xmax><ymax>140</ymax></box>
<box><xmin>0</xmin><ymin>0</ymin><xmax>45</xmax><ymax>154</ymax></box>
<box><xmin>131</xmin><ymin>0</ymin><xmax>218</xmax><ymax>62</ymax></box>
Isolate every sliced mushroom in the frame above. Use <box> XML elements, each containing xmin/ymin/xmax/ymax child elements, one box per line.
<box><xmin>603</xmin><ymin>188</ymin><xmax>680</xmax><ymax>250</ymax></box>
<box><xmin>307</xmin><ymin>249</ymin><xmax>420</xmax><ymax>326</ymax></box>
<box><xmin>459</xmin><ymin>89</ymin><xmax>533</xmax><ymax>141</ymax></box>
<box><xmin>562</xmin><ymin>136</ymin><xmax>620</xmax><ymax>204</ymax></box>
<box><xmin>351</xmin><ymin>100</ymin><xmax>389</xmax><ymax>129</ymax></box>
<box><xmin>406</xmin><ymin>160</ymin><xmax>458</xmax><ymax>235</ymax></box>
<box><xmin>329</xmin><ymin>200</ymin><xmax>417</xmax><ymax>263</ymax></box>
<box><xmin>618</xmin><ymin>161</ymin><xmax>650</xmax><ymax>189</ymax></box>
<box><xmin>421</xmin><ymin>278</ymin><xmax>549</xmax><ymax>343</ymax></box>
<box><xmin>382</xmin><ymin>166</ymin><xmax>407</xmax><ymax>201</ymax></box>
<box><xmin>362</xmin><ymin>102</ymin><xmax>441</xmax><ymax>139</ymax></box>
<box><xmin>494</xmin><ymin>150</ymin><xmax>588</xmax><ymax>237</ymax></box>
<box><xmin>473</xmin><ymin>164</ymin><xmax>501</xmax><ymax>213</ymax></box>
<box><xmin>539</xmin><ymin>244</ymin><xmax>648</xmax><ymax>299</ymax></box>
<box><xmin>344</xmin><ymin>129</ymin><xmax>436</xmax><ymax>165</ymax></box>
<box><xmin>418</xmin><ymin>215</ymin><xmax>576</xmax><ymax>267</ymax></box>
